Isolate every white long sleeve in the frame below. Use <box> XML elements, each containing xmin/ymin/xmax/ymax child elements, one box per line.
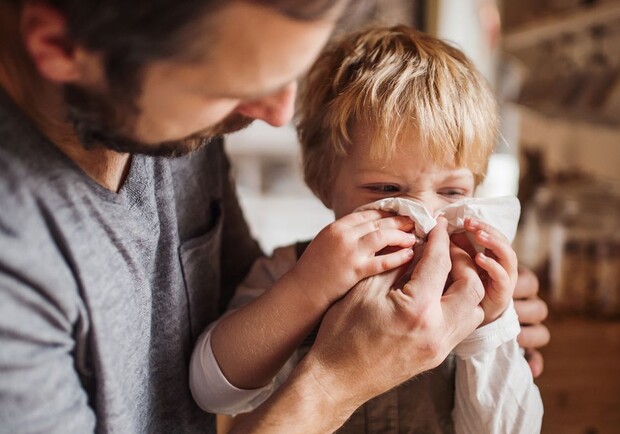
<box><xmin>452</xmin><ymin>301</ymin><xmax>544</xmax><ymax>434</ymax></box>
<box><xmin>189</xmin><ymin>245</ymin><xmax>299</xmax><ymax>414</ymax></box>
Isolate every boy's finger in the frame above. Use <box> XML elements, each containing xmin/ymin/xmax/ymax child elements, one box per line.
<box><xmin>347</xmin><ymin>209</ymin><xmax>410</xmax><ymax>227</ymax></box>
<box><xmin>474</xmin><ymin>231</ymin><xmax>517</xmax><ymax>277</ymax></box>
<box><xmin>475</xmin><ymin>252</ymin><xmax>510</xmax><ymax>291</ymax></box>
<box><xmin>366</xmin><ymin>247</ymin><xmax>415</xmax><ymax>275</ymax></box>
<box><xmin>360</xmin><ymin>229</ymin><xmax>416</xmax><ymax>254</ymax></box>
<box><xmin>348</xmin><ymin>209</ymin><xmax>392</xmax><ymax>222</ymax></box>
<box><xmin>354</xmin><ymin>214</ymin><xmax>415</xmax><ymax>235</ymax></box>
<box><xmin>340</xmin><ymin>209</ymin><xmax>393</xmax><ymax>229</ymax></box>
<box><xmin>465</xmin><ymin>217</ymin><xmax>509</xmax><ymax>244</ymax></box>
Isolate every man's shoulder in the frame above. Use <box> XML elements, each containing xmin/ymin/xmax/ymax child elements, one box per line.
<box><xmin>0</xmin><ymin>132</ymin><xmax>79</xmax><ymax>284</ymax></box>
<box><xmin>0</xmin><ymin>145</ymin><xmax>44</xmax><ymax>237</ymax></box>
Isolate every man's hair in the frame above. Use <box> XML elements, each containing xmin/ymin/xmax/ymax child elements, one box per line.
<box><xmin>9</xmin><ymin>0</ymin><xmax>342</xmax><ymax>100</ymax></box>
<box><xmin>296</xmin><ymin>25</ymin><xmax>499</xmax><ymax>204</ymax></box>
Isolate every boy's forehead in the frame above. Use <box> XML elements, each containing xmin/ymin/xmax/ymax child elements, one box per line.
<box><xmin>347</xmin><ymin>123</ymin><xmax>433</xmax><ymax>162</ymax></box>
<box><xmin>347</xmin><ymin>120</ymin><xmax>480</xmax><ymax>181</ymax></box>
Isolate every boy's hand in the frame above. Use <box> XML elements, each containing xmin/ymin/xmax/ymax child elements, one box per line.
<box><xmin>459</xmin><ymin>217</ymin><xmax>518</xmax><ymax>325</ymax></box>
<box><xmin>289</xmin><ymin>210</ymin><xmax>416</xmax><ymax>309</ymax></box>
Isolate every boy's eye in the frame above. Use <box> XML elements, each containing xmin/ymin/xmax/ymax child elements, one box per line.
<box><xmin>439</xmin><ymin>189</ymin><xmax>467</xmax><ymax>197</ymax></box>
<box><xmin>366</xmin><ymin>184</ymin><xmax>401</xmax><ymax>193</ymax></box>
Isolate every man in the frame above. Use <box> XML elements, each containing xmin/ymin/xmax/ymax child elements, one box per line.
<box><xmin>0</xmin><ymin>1</ymin><xmax>549</xmax><ymax>433</ymax></box>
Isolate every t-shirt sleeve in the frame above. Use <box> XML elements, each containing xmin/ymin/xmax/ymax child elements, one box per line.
<box><xmin>0</xmin><ymin>176</ymin><xmax>96</xmax><ymax>433</ymax></box>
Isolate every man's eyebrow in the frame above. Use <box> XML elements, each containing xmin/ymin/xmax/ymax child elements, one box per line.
<box><xmin>215</xmin><ymin>79</ymin><xmax>298</xmax><ymax>100</ymax></box>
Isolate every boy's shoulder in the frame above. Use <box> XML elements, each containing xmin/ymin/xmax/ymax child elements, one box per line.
<box><xmin>239</xmin><ymin>241</ymin><xmax>312</xmax><ymax>291</ymax></box>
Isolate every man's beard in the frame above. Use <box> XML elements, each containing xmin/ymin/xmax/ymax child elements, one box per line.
<box><xmin>64</xmin><ymin>84</ymin><xmax>254</xmax><ymax>158</ymax></box>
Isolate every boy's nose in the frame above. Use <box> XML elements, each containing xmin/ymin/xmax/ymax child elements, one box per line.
<box><xmin>402</xmin><ymin>194</ymin><xmax>441</xmax><ymax>215</ymax></box>
<box><xmin>233</xmin><ymin>82</ymin><xmax>297</xmax><ymax>127</ymax></box>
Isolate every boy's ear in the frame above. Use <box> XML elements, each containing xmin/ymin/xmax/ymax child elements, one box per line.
<box><xmin>20</xmin><ymin>1</ymin><xmax>81</xmax><ymax>83</ymax></box>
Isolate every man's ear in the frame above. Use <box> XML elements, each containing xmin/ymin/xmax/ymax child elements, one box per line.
<box><xmin>20</xmin><ymin>1</ymin><xmax>80</xmax><ymax>83</ymax></box>
<box><xmin>318</xmin><ymin>190</ymin><xmax>333</xmax><ymax>210</ymax></box>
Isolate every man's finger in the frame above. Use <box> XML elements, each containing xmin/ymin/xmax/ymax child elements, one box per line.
<box><xmin>352</xmin><ymin>264</ymin><xmax>407</xmax><ymax>300</ymax></box>
<box><xmin>450</xmin><ymin>232</ymin><xmax>477</xmax><ymax>259</ymax></box>
<box><xmin>517</xmin><ymin>324</ymin><xmax>551</xmax><ymax>348</ymax></box>
<box><xmin>402</xmin><ymin>217</ymin><xmax>451</xmax><ymax>298</ymax></box>
<box><xmin>514</xmin><ymin>266</ymin><xmax>540</xmax><ymax>299</ymax></box>
<box><xmin>444</xmin><ymin>242</ymin><xmax>485</xmax><ymax>306</ymax></box>
<box><xmin>440</xmin><ymin>240</ymin><xmax>485</xmax><ymax>338</ymax></box>
<box><xmin>514</xmin><ymin>298</ymin><xmax>549</xmax><ymax>325</ymax></box>
<box><xmin>442</xmin><ymin>288</ymin><xmax>485</xmax><ymax>343</ymax></box>
<box><xmin>524</xmin><ymin>348</ymin><xmax>545</xmax><ymax>378</ymax></box>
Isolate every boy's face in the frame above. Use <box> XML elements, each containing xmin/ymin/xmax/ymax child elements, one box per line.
<box><xmin>328</xmin><ymin>125</ymin><xmax>476</xmax><ymax>219</ymax></box>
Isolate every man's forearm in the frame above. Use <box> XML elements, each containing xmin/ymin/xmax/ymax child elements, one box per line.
<box><xmin>229</xmin><ymin>356</ymin><xmax>356</xmax><ymax>434</ymax></box>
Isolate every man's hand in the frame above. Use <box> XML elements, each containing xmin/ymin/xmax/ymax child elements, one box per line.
<box><xmin>229</xmin><ymin>218</ymin><xmax>486</xmax><ymax>433</ymax></box>
<box><xmin>302</xmin><ymin>217</ymin><xmax>485</xmax><ymax>413</ymax></box>
<box><xmin>513</xmin><ymin>266</ymin><xmax>550</xmax><ymax>378</ymax></box>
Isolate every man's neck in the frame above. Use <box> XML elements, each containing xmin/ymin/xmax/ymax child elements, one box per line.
<box><xmin>7</xmin><ymin>84</ymin><xmax>132</xmax><ymax>192</ymax></box>
<box><xmin>0</xmin><ymin>78</ymin><xmax>132</xmax><ymax>192</ymax></box>
<box><xmin>0</xmin><ymin>3</ymin><xmax>131</xmax><ymax>192</ymax></box>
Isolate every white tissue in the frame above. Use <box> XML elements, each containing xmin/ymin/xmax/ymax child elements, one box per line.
<box><xmin>356</xmin><ymin>196</ymin><xmax>521</xmax><ymax>246</ymax></box>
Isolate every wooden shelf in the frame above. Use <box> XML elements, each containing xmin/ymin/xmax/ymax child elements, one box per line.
<box><xmin>515</xmin><ymin>102</ymin><xmax>620</xmax><ymax>129</ymax></box>
<box><xmin>503</xmin><ymin>2</ymin><xmax>620</xmax><ymax>51</ymax></box>
<box><xmin>536</xmin><ymin>316</ymin><xmax>620</xmax><ymax>434</ymax></box>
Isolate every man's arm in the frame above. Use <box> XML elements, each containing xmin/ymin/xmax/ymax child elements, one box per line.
<box><xmin>0</xmin><ymin>174</ymin><xmax>95</xmax><ymax>432</ymax></box>
<box><xmin>229</xmin><ymin>218</ymin><xmax>486</xmax><ymax>433</ymax></box>
<box><xmin>0</xmin><ymin>274</ymin><xmax>95</xmax><ymax>433</ymax></box>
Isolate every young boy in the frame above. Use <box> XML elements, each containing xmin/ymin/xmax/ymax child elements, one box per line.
<box><xmin>190</xmin><ymin>25</ymin><xmax>543</xmax><ymax>433</ymax></box>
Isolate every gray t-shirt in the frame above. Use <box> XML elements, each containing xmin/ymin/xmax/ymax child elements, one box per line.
<box><xmin>0</xmin><ymin>90</ymin><xmax>262</xmax><ymax>433</ymax></box>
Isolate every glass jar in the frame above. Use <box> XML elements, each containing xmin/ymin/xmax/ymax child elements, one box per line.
<box><xmin>547</xmin><ymin>180</ymin><xmax>620</xmax><ymax>317</ymax></box>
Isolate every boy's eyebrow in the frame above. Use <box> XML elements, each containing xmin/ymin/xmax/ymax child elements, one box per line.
<box><xmin>443</xmin><ymin>173</ymin><xmax>473</xmax><ymax>181</ymax></box>
<box><xmin>441</xmin><ymin>168</ymin><xmax>474</xmax><ymax>178</ymax></box>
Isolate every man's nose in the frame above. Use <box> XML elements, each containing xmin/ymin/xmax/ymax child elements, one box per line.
<box><xmin>234</xmin><ymin>82</ymin><xmax>297</xmax><ymax>127</ymax></box>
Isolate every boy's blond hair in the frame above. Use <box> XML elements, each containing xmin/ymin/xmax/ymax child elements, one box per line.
<box><xmin>296</xmin><ymin>25</ymin><xmax>499</xmax><ymax>205</ymax></box>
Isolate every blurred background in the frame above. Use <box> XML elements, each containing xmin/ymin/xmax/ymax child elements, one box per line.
<box><xmin>225</xmin><ymin>1</ymin><xmax>620</xmax><ymax>433</ymax></box>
